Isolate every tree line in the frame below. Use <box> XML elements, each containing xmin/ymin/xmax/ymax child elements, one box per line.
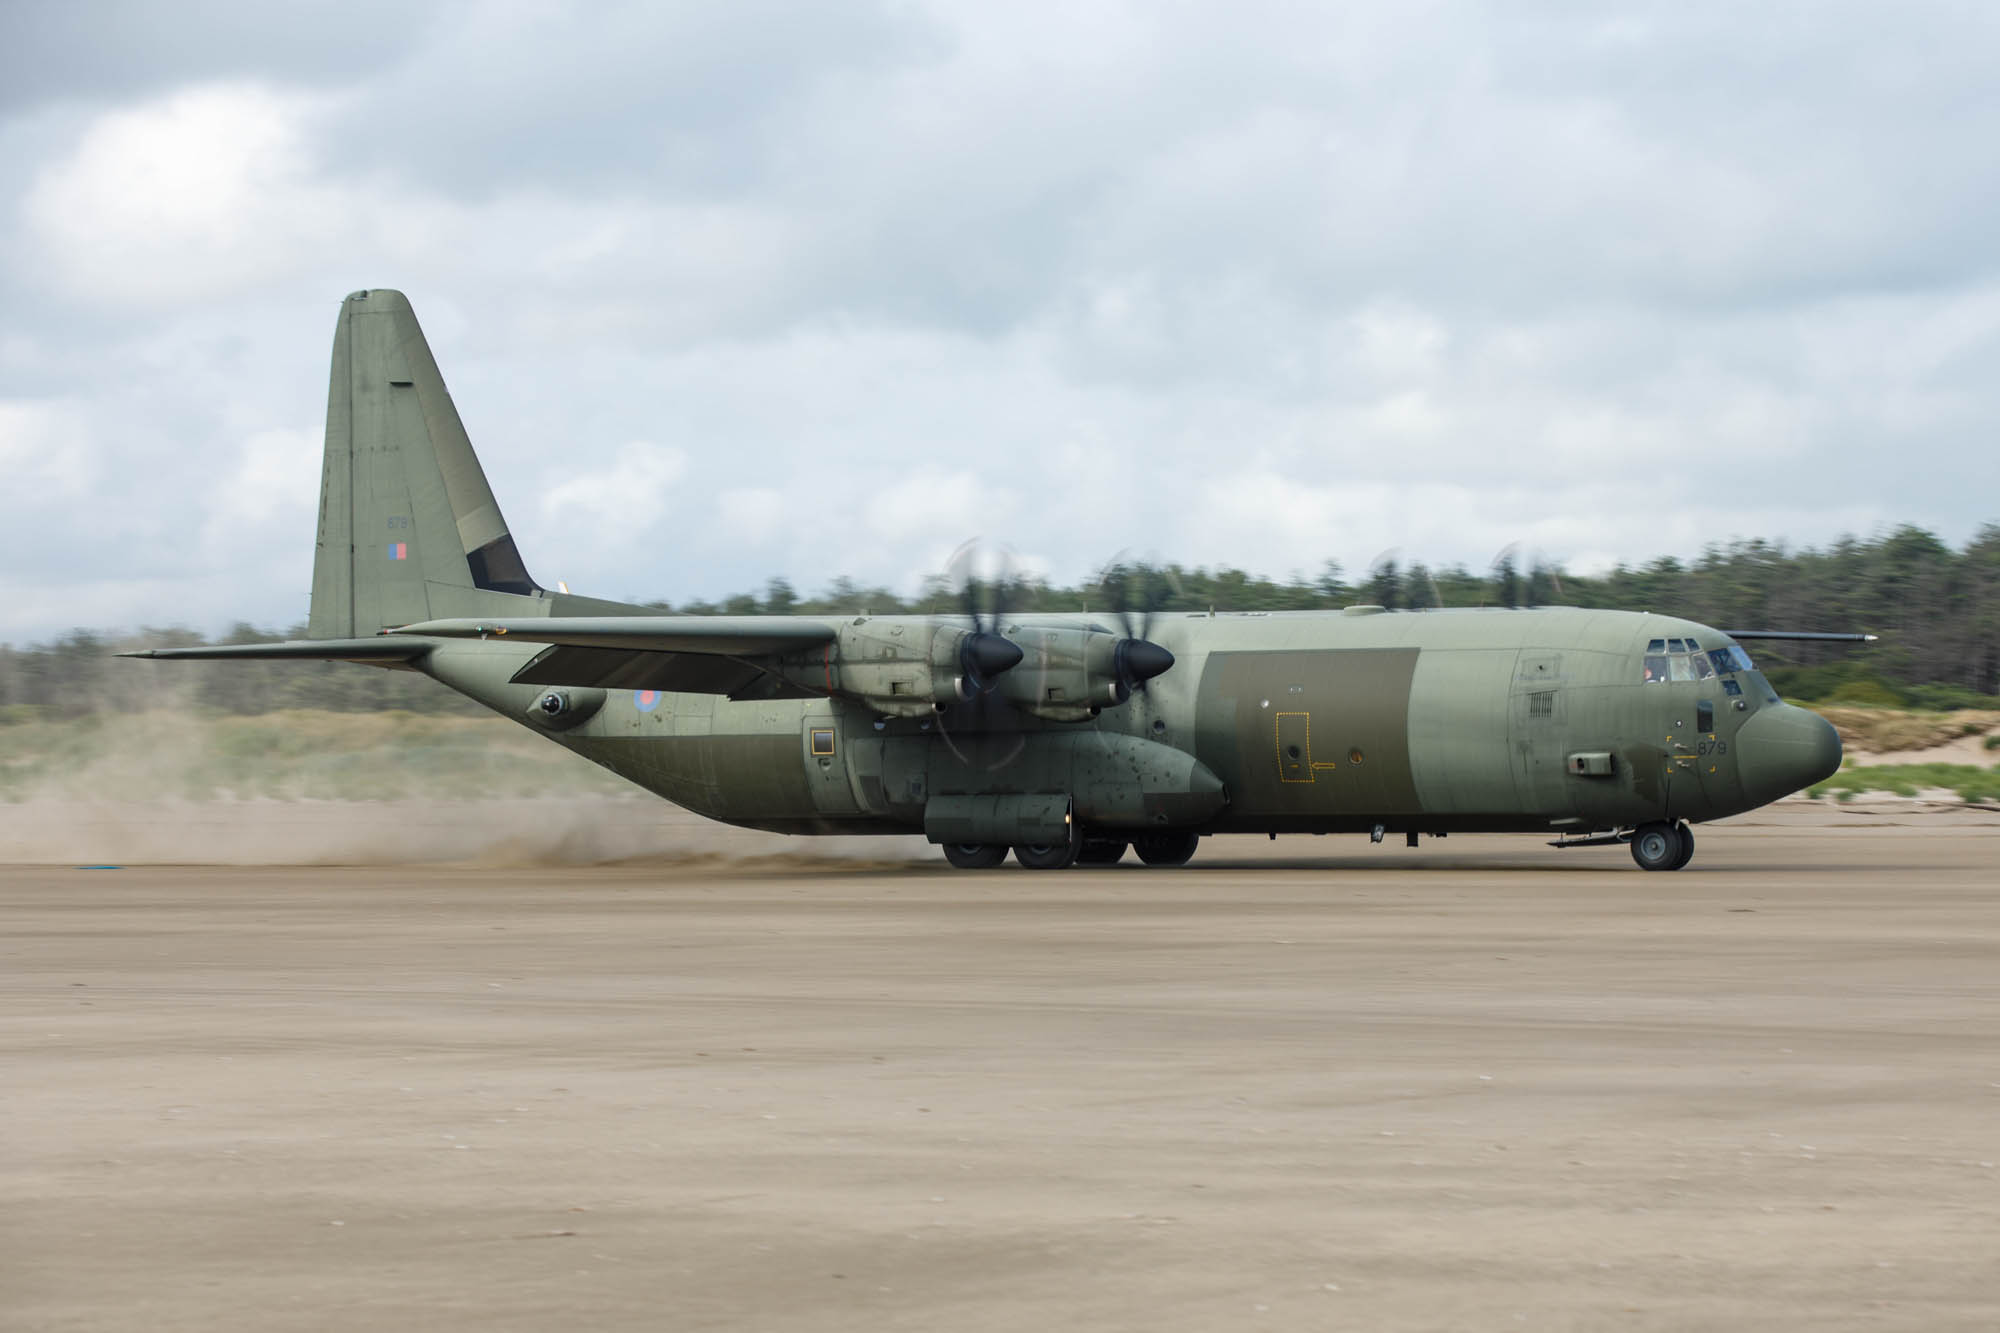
<box><xmin>4</xmin><ymin>524</ymin><xmax>1995</xmax><ymax>719</ymax></box>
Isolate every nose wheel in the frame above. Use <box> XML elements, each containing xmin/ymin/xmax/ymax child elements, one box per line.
<box><xmin>1631</xmin><ymin>821</ymin><xmax>1695</xmax><ymax>871</ymax></box>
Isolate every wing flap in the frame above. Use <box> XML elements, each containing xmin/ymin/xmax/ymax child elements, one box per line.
<box><xmin>508</xmin><ymin>644</ymin><xmax>817</xmax><ymax>699</ymax></box>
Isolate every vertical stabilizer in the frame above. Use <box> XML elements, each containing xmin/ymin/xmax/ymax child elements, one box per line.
<box><xmin>308</xmin><ymin>289</ymin><xmax>541</xmax><ymax>638</ymax></box>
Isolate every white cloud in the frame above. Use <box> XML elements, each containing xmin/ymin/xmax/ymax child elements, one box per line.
<box><xmin>199</xmin><ymin>427</ymin><xmax>318</xmax><ymax>560</ymax></box>
<box><xmin>23</xmin><ymin>84</ymin><xmax>341</xmax><ymax>306</ymax></box>
<box><xmin>537</xmin><ymin>441</ymin><xmax>688</xmax><ymax>553</ymax></box>
<box><xmin>0</xmin><ymin>399</ymin><xmax>97</xmax><ymax>499</ymax></box>
<box><xmin>3</xmin><ymin>3</ymin><xmax>1998</xmax><ymax>641</ymax></box>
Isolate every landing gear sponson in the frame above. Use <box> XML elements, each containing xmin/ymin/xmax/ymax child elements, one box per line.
<box><xmin>941</xmin><ymin>830</ymin><xmax>1202</xmax><ymax>870</ymax></box>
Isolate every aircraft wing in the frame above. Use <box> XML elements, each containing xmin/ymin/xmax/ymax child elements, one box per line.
<box><xmin>392</xmin><ymin>616</ymin><xmax>839</xmax><ymax>699</ymax></box>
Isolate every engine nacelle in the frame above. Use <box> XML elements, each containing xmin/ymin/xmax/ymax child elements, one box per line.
<box><xmin>997</xmin><ymin>628</ymin><xmax>1173</xmax><ymax>723</ymax></box>
<box><xmin>996</xmin><ymin>627</ymin><xmax>1121</xmax><ymax>722</ymax></box>
<box><xmin>774</xmin><ymin>617</ymin><xmax>1024</xmax><ymax>718</ymax></box>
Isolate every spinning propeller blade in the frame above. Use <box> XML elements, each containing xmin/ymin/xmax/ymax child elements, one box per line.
<box><xmin>943</xmin><ymin>541</ymin><xmax>1025</xmax><ymax>696</ymax></box>
<box><xmin>1098</xmin><ymin>558</ymin><xmax>1178</xmax><ymax>700</ymax></box>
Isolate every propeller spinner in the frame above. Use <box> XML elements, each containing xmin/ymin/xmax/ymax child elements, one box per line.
<box><xmin>1098</xmin><ymin>560</ymin><xmax>1178</xmax><ymax>702</ymax></box>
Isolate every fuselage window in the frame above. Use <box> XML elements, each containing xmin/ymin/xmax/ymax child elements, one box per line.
<box><xmin>1722</xmin><ymin>677</ymin><xmax>1743</xmax><ymax>697</ymax></box>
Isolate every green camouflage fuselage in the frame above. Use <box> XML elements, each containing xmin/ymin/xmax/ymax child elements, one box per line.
<box><xmin>420</xmin><ymin>604</ymin><xmax>1827</xmax><ymax>838</ymax></box>
<box><xmin>129</xmin><ymin>290</ymin><xmax>1842</xmax><ymax>853</ymax></box>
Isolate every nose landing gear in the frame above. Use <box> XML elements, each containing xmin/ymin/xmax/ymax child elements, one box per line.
<box><xmin>1631</xmin><ymin>820</ymin><xmax>1695</xmax><ymax>871</ymax></box>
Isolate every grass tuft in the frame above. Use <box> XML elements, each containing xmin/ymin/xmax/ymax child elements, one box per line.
<box><xmin>1805</xmin><ymin>763</ymin><xmax>2000</xmax><ymax>805</ymax></box>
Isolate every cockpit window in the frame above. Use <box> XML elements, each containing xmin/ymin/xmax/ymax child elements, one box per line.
<box><xmin>1708</xmin><ymin>644</ymin><xmax>1754</xmax><ymax>673</ymax></box>
<box><xmin>1644</xmin><ymin>639</ymin><xmax>1752</xmax><ymax>683</ymax></box>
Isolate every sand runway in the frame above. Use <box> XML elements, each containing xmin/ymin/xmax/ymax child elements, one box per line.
<box><xmin>5</xmin><ymin>813</ymin><xmax>1999</xmax><ymax>1330</ymax></box>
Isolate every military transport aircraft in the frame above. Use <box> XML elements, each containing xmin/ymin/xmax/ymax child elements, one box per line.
<box><xmin>127</xmin><ymin>290</ymin><xmax>1855</xmax><ymax>872</ymax></box>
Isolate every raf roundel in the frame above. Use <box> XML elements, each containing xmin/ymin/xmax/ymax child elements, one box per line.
<box><xmin>633</xmin><ymin>689</ymin><xmax>663</xmax><ymax>713</ymax></box>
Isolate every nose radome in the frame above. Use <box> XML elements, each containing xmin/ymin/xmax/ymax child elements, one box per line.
<box><xmin>1737</xmin><ymin>704</ymin><xmax>1842</xmax><ymax>807</ymax></box>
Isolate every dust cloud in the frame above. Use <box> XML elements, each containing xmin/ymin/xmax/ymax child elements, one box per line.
<box><xmin>0</xmin><ymin>710</ymin><xmax>924</xmax><ymax>866</ymax></box>
<box><xmin>0</xmin><ymin>796</ymin><xmax>926</xmax><ymax>866</ymax></box>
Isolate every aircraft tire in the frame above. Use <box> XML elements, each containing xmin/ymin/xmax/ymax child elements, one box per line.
<box><xmin>1669</xmin><ymin>822</ymin><xmax>1695</xmax><ymax>870</ymax></box>
<box><xmin>1133</xmin><ymin>830</ymin><xmax>1200</xmax><ymax>867</ymax></box>
<box><xmin>942</xmin><ymin>843</ymin><xmax>1008</xmax><ymax>869</ymax></box>
<box><xmin>1076</xmin><ymin>837</ymin><xmax>1129</xmax><ymax>866</ymax></box>
<box><xmin>1014</xmin><ymin>841</ymin><xmax>1081</xmax><ymax>870</ymax></box>
<box><xmin>1630</xmin><ymin>822</ymin><xmax>1681</xmax><ymax>872</ymax></box>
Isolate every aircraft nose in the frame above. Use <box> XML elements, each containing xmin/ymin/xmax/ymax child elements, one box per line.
<box><xmin>1736</xmin><ymin>703</ymin><xmax>1842</xmax><ymax>806</ymax></box>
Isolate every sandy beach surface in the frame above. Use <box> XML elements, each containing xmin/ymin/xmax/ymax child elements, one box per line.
<box><xmin>5</xmin><ymin>809</ymin><xmax>1999</xmax><ymax>1330</ymax></box>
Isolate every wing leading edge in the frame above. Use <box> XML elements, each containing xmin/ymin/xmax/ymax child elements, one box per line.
<box><xmin>392</xmin><ymin>616</ymin><xmax>838</xmax><ymax>699</ymax></box>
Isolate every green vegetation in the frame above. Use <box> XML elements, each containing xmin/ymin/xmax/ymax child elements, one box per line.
<box><xmin>3</xmin><ymin>523</ymin><xmax>1997</xmax><ymax>718</ymax></box>
<box><xmin>1806</xmin><ymin>763</ymin><xmax>2000</xmax><ymax>806</ymax></box>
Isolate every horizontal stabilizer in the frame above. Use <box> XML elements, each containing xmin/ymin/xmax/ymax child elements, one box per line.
<box><xmin>120</xmin><ymin>636</ymin><xmax>434</xmax><ymax>663</ymax></box>
<box><xmin>392</xmin><ymin>616</ymin><xmax>837</xmax><ymax>655</ymax></box>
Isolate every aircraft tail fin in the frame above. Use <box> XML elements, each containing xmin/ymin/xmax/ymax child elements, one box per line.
<box><xmin>308</xmin><ymin>289</ymin><xmax>544</xmax><ymax>639</ymax></box>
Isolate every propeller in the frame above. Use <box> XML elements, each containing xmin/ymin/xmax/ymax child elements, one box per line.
<box><xmin>943</xmin><ymin>540</ymin><xmax>1025</xmax><ymax>697</ymax></box>
<box><xmin>1365</xmin><ymin>548</ymin><xmax>1403</xmax><ymax>610</ymax></box>
<box><xmin>935</xmin><ymin>541</ymin><xmax>1030</xmax><ymax>770</ymax></box>
<box><xmin>1097</xmin><ymin>558</ymin><xmax>1179</xmax><ymax>702</ymax></box>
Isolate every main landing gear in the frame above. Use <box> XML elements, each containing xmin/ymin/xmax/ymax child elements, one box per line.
<box><xmin>939</xmin><ymin>831</ymin><xmax>1201</xmax><ymax>870</ymax></box>
<box><xmin>1630</xmin><ymin>820</ymin><xmax>1695</xmax><ymax>872</ymax></box>
<box><xmin>941</xmin><ymin>843</ymin><xmax>1008</xmax><ymax>869</ymax></box>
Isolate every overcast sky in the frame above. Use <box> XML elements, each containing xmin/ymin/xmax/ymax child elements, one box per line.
<box><xmin>3</xmin><ymin>1</ymin><xmax>1998</xmax><ymax>643</ymax></box>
